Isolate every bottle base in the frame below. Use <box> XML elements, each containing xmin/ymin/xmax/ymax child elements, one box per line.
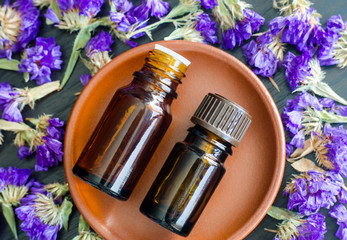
<box><xmin>140</xmin><ymin>197</ymin><xmax>191</xmax><ymax>237</ymax></box>
<box><xmin>73</xmin><ymin>165</ymin><xmax>129</xmax><ymax>201</ymax></box>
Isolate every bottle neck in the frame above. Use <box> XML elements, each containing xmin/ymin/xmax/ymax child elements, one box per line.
<box><xmin>133</xmin><ymin>48</ymin><xmax>187</xmax><ymax>99</ymax></box>
<box><xmin>185</xmin><ymin>125</ymin><xmax>232</xmax><ymax>164</ymax></box>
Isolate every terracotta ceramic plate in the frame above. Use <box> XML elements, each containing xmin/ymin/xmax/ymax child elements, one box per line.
<box><xmin>64</xmin><ymin>40</ymin><xmax>285</xmax><ymax>240</ymax></box>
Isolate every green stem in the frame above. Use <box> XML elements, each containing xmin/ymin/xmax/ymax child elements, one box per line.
<box><xmin>59</xmin><ymin>17</ymin><xmax>109</xmax><ymax>89</ymax></box>
<box><xmin>267</xmin><ymin>206</ymin><xmax>301</xmax><ymax>220</ymax></box>
<box><xmin>1</xmin><ymin>203</ymin><xmax>18</xmax><ymax>240</ymax></box>
<box><xmin>0</xmin><ymin>59</ymin><xmax>20</xmax><ymax>71</ymax></box>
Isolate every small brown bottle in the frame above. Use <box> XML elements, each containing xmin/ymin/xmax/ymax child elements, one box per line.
<box><xmin>73</xmin><ymin>44</ymin><xmax>190</xmax><ymax>201</ymax></box>
<box><xmin>140</xmin><ymin>93</ymin><xmax>251</xmax><ymax>236</ymax></box>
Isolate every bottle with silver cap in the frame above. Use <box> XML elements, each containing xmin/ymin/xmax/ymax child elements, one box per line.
<box><xmin>73</xmin><ymin>44</ymin><xmax>190</xmax><ymax>201</ymax></box>
<box><xmin>140</xmin><ymin>93</ymin><xmax>252</xmax><ymax>236</ymax></box>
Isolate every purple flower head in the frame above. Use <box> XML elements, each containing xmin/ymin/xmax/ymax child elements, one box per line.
<box><xmin>0</xmin><ymin>0</ymin><xmax>40</xmax><ymax>59</ymax></box>
<box><xmin>0</xmin><ymin>82</ymin><xmax>23</xmax><ymax>122</ymax></box>
<box><xmin>85</xmin><ymin>31</ymin><xmax>114</xmax><ymax>58</ymax></box>
<box><xmin>18</xmin><ymin>146</ymin><xmax>34</xmax><ymax>160</ymax></box>
<box><xmin>15</xmin><ymin>183</ymin><xmax>72</xmax><ymax>240</ymax></box>
<box><xmin>329</xmin><ymin>204</ymin><xmax>347</xmax><ymax>240</ymax></box>
<box><xmin>18</xmin><ymin>37</ymin><xmax>63</xmax><ymax>85</ymax></box>
<box><xmin>323</xmin><ymin>124</ymin><xmax>347</xmax><ymax>177</ymax></box>
<box><xmin>34</xmin><ymin>116</ymin><xmax>65</xmax><ymax>171</ymax></box>
<box><xmin>297</xmin><ymin>213</ymin><xmax>327</xmax><ymax>240</ymax></box>
<box><xmin>36</xmin><ymin>136</ymin><xmax>63</xmax><ymax>171</ymax></box>
<box><xmin>283</xmin><ymin>52</ymin><xmax>312</xmax><ymax>90</ymax></box>
<box><xmin>286</xmin><ymin>171</ymin><xmax>342</xmax><ymax>215</ymax></box>
<box><xmin>199</xmin><ymin>0</ymin><xmax>217</xmax><ymax>9</ymax></box>
<box><xmin>280</xmin><ymin>8</ymin><xmax>324</xmax><ymax>55</ymax></box>
<box><xmin>269</xmin><ymin>16</ymin><xmax>286</xmax><ymax>36</ymax></box>
<box><xmin>110</xmin><ymin>0</ymin><xmax>149</xmax><ymax>40</ymax></box>
<box><xmin>112</xmin><ymin>0</ymin><xmax>133</xmax><ymax>12</ymax></box>
<box><xmin>222</xmin><ymin>9</ymin><xmax>264</xmax><ymax>50</ymax></box>
<box><xmin>242</xmin><ymin>32</ymin><xmax>281</xmax><ymax>77</ymax></box>
<box><xmin>56</xmin><ymin>0</ymin><xmax>103</xmax><ymax>17</ymax></box>
<box><xmin>80</xmin><ymin>74</ymin><xmax>92</xmax><ymax>86</ymax></box>
<box><xmin>318</xmin><ymin>15</ymin><xmax>345</xmax><ymax>66</ymax></box>
<box><xmin>195</xmin><ymin>13</ymin><xmax>218</xmax><ymax>44</ymax></box>
<box><xmin>144</xmin><ymin>0</ymin><xmax>169</xmax><ymax>19</ymax></box>
<box><xmin>78</xmin><ymin>0</ymin><xmax>104</xmax><ymax>18</ymax></box>
<box><xmin>0</xmin><ymin>167</ymin><xmax>33</xmax><ymax>193</ymax></box>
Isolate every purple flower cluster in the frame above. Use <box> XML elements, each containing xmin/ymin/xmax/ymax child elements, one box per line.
<box><xmin>282</xmin><ymin>92</ymin><xmax>321</xmax><ymax>148</ymax></box>
<box><xmin>35</xmin><ymin>118</ymin><xmax>65</xmax><ymax>171</ymax></box>
<box><xmin>0</xmin><ymin>0</ymin><xmax>40</xmax><ymax>60</ymax></box>
<box><xmin>318</xmin><ymin>15</ymin><xmax>346</xmax><ymax>66</ymax></box>
<box><xmin>323</xmin><ymin>124</ymin><xmax>347</xmax><ymax>177</ymax></box>
<box><xmin>269</xmin><ymin>8</ymin><xmax>324</xmax><ymax>55</ymax></box>
<box><xmin>329</xmin><ymin>204</ymin><xmax>347</xmax><ymax>240</ymax></box>
<box><xmin>110</xmin><ymin>0</ymin><xmax>149</xmax><ymax>46</ymax></box>
<box><xmin>297</xmin><ymin>213</ymin><xmax>327</xmax><ymax>240</ymax></box>
<box><xmin>15</xmin><ymin>182</ymin><xmax>61</xmax><ymax>240</ymax></box>
<box><xmin>242</xmin><ymin>32</ymin><xmax>281</xmax><ymax>77</ymax></box>
<box><xmin>222</xmin><ymin>9</ymin><xmax>265</xmax><ymax>50</ymax></box>
<box><xmin>283</xmin><ymin>52</ymin><xmax>312</xmax><ymax>90</ymax></box>
<box><xmin>145</xmin><ymin>0</ymin><xmax>170</xmax><ymax>18</ymax></box>
<box><xmin>199</xmin><ymin>0</ymin><xmax>217</xmax><ymax>9</ymax></box>
<box><xmin>0</xmin><ymin>82</ymin><xmax>22</xmax><ymax>122</ymax></box>
<box><xmin>286</xmin><ymin>171</ymin><xmax>344</xmax><ymax>215</ymax></box>
<box><xmin>195</xmin><ymin>13</ymin><xmax>218</xmax><ymax>44</ymax></box>
<box><xmin>18</xmin><ymin>37</ymin><xmax>63</xmax><ymax>85</ymax></box>
<box><xmin>45</xmin><ymin>0</ymin><xmax>104</xmax><ymax>23</ymax></box>
<box><xmin>85</xmin><ymin>31</ymin><xmax>114</xmax><ymax>58</ymax></box>
<box><xmin>0</xmin><ymin>167</ymin><xmax>33</xmax><ymax>193</ymax></box>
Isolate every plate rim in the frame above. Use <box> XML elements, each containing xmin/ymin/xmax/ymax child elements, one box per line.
<box><xmin>63</xmin><ymin>40</ymin><xmax>286</xmax><ymax>240</ymax></box>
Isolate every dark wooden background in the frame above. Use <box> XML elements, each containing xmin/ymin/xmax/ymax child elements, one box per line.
<box><xmin>0</xmin><ymin>0</ymin><xmax>346</xmax><ymax>239</ymax></box>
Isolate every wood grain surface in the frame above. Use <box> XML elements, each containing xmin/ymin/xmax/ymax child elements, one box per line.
<box><xmin>0</xmin><ymin>0</ymin><xmax>346</xmax><ymax>239</ymax></box>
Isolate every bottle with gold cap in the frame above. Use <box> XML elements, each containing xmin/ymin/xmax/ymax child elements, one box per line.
<box><xmin>140</xmin><ymin>93</ymin><xmax>252</xmax><ymax>236</ymax></box>
<box><xmin>73</xmin><ymin>44</ymin><xmax>190</xmax><ymax>201</ymax></box>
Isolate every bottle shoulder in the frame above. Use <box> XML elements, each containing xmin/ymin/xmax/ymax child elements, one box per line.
<box><xmin>176</xmin><ymin>141</ymin><xmax>225</xmax><ymax>168</ymax></box>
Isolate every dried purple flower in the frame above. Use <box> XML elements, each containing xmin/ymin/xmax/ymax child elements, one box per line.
<box><xmin>242</xmin><ymin>32</ymin><xmax>282</xmax><ymax>78</ymax></box>
<box><xmin>110</xmin><ymin>0</ymin><xmax>149</xmax><ymax>41</ymax></box>
<box><xmin>0</xmin><ymin>81</ymin><xmax>60</xmax><ymax>123</ymax></box>
<box><xmin>80</xmin><ymin>31</ymin><xmax>114</xmax><ymax>84</ymax></box>
<box><xmin>18</xmin><ymin>146</ymin><xmax>34</xmax><ymax>160</ymax></box>
<box><xmin>15</xmin><ymin>182</ymin><xmax>73</xmax><ymax>240</ymax></box>
<box><xmin>285</xmin><ymin>171</ymin><xmax>341</xmax><ymax>215</ymax></box>
<box><xmin>195</xmin><ymin>13</ymin><xmax>218</xmax><ymax>44</ymax></box>
<box><xmin>164</xmin><ymin>13</ymin><xmax>218</xmax><ymax>44</ymax></box>
<box><xmin>18</xmin><ymin>37</ymin><xmax>63</xmax><ymax>85</ymax></box>
<box><xmin>221</xmin><ymin>9</ymin><xmax>265</xmax><ymax>50</ymax></box>
<box><xmin>0</xmin><ymin>167</ymin><xmax>35</xmax><ymax>239</ymax></box>
<box><xmin>199</xmin><ymin>0</ymin><xmax>217</xmax><ymax>9</ymax></box>
<box><xmin>283</xmin><ymin>52</ymin><xmax>312</xmax><ymax>91</ymax></box>
<box><xmin>85</xmin><ymin>31</ymin><xmax>114</xmax><ymax>58</ymax></box>
<box><xmin>144</xmin><ymin>0</ymin><xmax>169</xmax><ymax>18</ymax></box>
<box><xmin>323</xmin><ymin>124</ymin><xmax>347</xmax><ymax>177</ymax></box>
<box><xmin>0</xmin><ymin>167</ymin><xmax>33</xmax><ymax>202</ymax></box>
<box><xmin>267</xmin><ymin>206</ymin><xmax>326</xmax><ymax>240</ymax></box>
<box><xmin>280</xmin><ymin>8</ymin><xmax>324</xmax><ymax>55</ymax></box>
<box><xmin>80</xmin><ymin>74</ymin><xmax>92</xmax><ymax>86</ymax></box>
<box><xmin>318</xmin><ymin>15</ymin><xmax>346</xmax><ymax>66</ymax></box>
<box><xmin>0</xmin><ymin>0</ymin><xmax>40</xmax><ymax>60</ymax></box>
<box><xmin>45</xmin><ymin>0</ymin><xmax>104</xmax><ymax>30</ymax></box>
<box><xmin>296</xmin><ymin>213</ymin><xmax>327</xmax><ymax>240</ymax></box>
<box><xmin>36</xmin><ymin>136</ymin><xmax>64</xmax><ymax>171</ymax></box>
<box><xmin>329</xmin><ymin>204</ymin><xmax>347</xmax><ymax>240</ymax></box>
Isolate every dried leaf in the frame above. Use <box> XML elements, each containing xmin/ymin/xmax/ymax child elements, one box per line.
<box><xmin>291</xmin><ymin>158</ymin><xmax>326</xmax><ymax>173</ymax></box>
<box><xmin>289</xmin><ymin>135</ymin><xmax>323</xmax><ymax>160</ymax></box>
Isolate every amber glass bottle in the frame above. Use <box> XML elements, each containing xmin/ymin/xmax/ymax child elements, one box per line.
<box><xmin>140</xmin><ymin>93</ymin><xmax>252</xmax><ymax>236</ymax></box>
<box><xmin>73</xmin><ymin>44</ymin><xmax>190</xmax><ymax>201</ymax></box>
